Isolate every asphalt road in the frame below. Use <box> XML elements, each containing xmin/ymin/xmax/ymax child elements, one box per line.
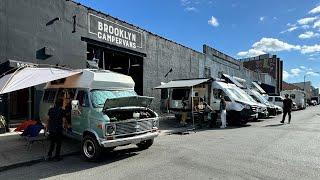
<box><xmin>1</xmin><ymin>106</ymin><xmax>320</xmax><ymax>180</ymax></box>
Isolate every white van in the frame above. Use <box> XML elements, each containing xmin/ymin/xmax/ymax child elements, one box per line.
<box><xmin>211</xmin><ymin>81</ymin><xmax>258</xmax><ymax>125</ymax></box>
<box><xmin>156</xmin><ymin>78</ymin><xmax>258</xmax><ymax>125</ymax></box>
<box><xmin>40</xmin><ymin>69</ymin><xmax>159</xmax><ymax>161</ymax></box>
<box><xmin>268</xmin><ymin>96</ymin><xmax>284</xmax><ymax>108</ymax></box>
<box><xmin>281</xmin><ymin>90</ymin><xmax>306</xmax><ymax>109</ymax></box>
<box><xmin>245</xmin><ymin>89</ymin><xmax>276</xmax><ymax>116</ymax></box>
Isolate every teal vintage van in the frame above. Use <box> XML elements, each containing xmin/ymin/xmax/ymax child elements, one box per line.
<box><xmin>40</xmin><ymin>69</ymin><xmax>159</xmax><ymax>161</ymax></box>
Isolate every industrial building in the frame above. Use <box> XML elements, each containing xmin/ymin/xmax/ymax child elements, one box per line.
<box><xmin>0</xmin><ymin>0</ymin><xmax>279</xmax><ymax>126</ymax></box>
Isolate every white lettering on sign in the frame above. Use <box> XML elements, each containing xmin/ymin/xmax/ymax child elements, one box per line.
<box><xmin>89</xmin><ymin>13</ymin><xmax>142</xmax><ymax>49</ymax></box>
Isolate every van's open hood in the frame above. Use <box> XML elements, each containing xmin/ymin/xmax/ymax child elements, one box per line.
<box><xmin>103</xmin><ymin>96</ymin><xmax>153</xmax><ymax>110</ymax></box>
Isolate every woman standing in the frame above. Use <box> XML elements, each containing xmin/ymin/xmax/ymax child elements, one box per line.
<box><xmin>220</xmin><ymin>95</ymin><xmax>227</xmax><ymax>129</ymax></box>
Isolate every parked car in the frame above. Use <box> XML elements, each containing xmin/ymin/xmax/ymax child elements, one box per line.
<box><xmin>40</xmin><ymin>69</ymin><xmax>159</xmax><ymax>161</ymax></box>
<box><xmin>274</xmin><ymin>105</ymin><xmax>283</xmax><ymax>114</ymax></box>
<box><xmin>281</xmin><ymin>90</ymin><xmax>306</xmax><ymax>109</ymax></box>
<box><xmin>310</xmin><ymin>100</ymin><xmax>317</xmax><ymax>106</ymax></box>
<box><xmin>268</xmin><ymin>96</ymin><xmax>284</xmax><ymax>108</ymax></box>
<box><xmin>292</xmin><ymin>102</ymin><xmax>298</xmax><ymax>111</ymax></box>
<box><xmin>246</xmin><ymin>89</ymin><xmax>277</xmax><ymax>116</ymax></box>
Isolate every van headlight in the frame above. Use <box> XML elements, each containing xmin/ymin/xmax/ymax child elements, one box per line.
<box><xmin>106</xmin><ymin>124</ymin><xmax>116</xmax><ymax>135</ymax></box>
<box><xmin>235</xmin><ymin>101</ymin><xmax>250</xmax><ymax>110</ymax></box>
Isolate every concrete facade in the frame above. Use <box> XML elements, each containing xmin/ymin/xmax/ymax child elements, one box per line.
<box><xmin>0</xmin><ymin>0</ymin><xmax>277</xmax><ymax>121</ymax></box>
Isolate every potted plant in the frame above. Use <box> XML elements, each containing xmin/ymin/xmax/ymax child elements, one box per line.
<box><xmin>0</xmin><ymin>115</ymin><xmax>6</xmax><ymax>134</ymax></box>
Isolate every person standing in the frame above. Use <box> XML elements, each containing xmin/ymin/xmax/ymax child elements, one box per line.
<box><xmin>180</xmin><ymin>96</ymin><xmax>188</xmax><ymax>126</ymax></box>
<box><xmin>281</xmin><ymin>94</ymin><xmax>293</xmax><ymax>124</ymax></box>
<box><xmin>220</xmin><ymin>95</ymin><xmax>227</xmax><ymax>129</ymax></box>
<box><xmin>47</xmin><ymin>99</ymin><xmax>66</xmax><ymax>161</ymax></box>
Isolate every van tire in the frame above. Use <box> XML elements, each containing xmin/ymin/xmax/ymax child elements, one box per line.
<box><xmin>137</xmin><ymin>139</ymin><xmax>154</xmax><ymax>150</ymax></box>
<box><xmin>81</xmin><ymin>135</ymin><xmax>102</xmax><ymax>162</ymax></box>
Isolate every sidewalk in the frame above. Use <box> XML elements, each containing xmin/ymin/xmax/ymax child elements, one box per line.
<box><xmin>0</xmin><ymin>131</ymin><xmax>80</xmax><ymax>172</ymax></box>
<box><xmin>158</xmin><ymin>113</ymin><xmax>203</xmax><ymax>135</ymax></box>
<box><xmin>0</xmin><ymin>115</ymin><xmax>191</xmax><ymax>172</ymax></box>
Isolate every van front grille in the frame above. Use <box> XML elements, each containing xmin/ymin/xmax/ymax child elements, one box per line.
<box><xmin>114</xmin><ymin>119</ymin><xmax>154</xmax><ymax>136</ymax></box>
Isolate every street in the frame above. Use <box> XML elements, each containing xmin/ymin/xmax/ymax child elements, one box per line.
<box><xmin>1</xmin><ymin>106</ymin><xmax>320</xmax><ymax>180</ymax></box>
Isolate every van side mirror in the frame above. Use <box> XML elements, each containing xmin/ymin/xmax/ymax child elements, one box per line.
<box><xmin>71</xmin><ymin>100</ymin><xmax>79</xmax><ymax>111</ymax></box>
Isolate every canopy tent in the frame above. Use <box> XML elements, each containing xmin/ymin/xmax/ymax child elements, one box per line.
<box><xmin>154</xmin><ymin>78</ymin><xmax>212</xmax><ymax>130</ymax></box>
<box><xmin>0</xmin><ymin>67</ymin><xmax>82</xmax><ymax>94</ymax></box>
<box><xmin>154</xmin><ymin>78</ymin><xmax>211</xmax><ymax>89</ymax></box>
<box><xmin>221</xmin><ymin>74</ymin><xmax>244</xmax><ymax>88</ymax></box>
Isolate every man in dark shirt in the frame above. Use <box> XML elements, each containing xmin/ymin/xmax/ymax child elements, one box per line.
<box><xmin>281</xmin><ymin>94</ymin><xmax>293</xmax><ymax>124</ymax></box>
<box><xmin>47</xmin><ymin>99</ymin><xmax>66</xmax><ymax>161</ymax></box>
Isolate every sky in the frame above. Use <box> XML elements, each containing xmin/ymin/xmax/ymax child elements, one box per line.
<box><xmin>75</xmin><ymin>0</ymin><xmax>320</xmax><ymax>88</ymax></box>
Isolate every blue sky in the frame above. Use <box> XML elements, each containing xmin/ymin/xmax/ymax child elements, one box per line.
<box><xmin>75</xmin><ymin>0</ymin><xmax>320</xmax><ymax>88</ymax></box>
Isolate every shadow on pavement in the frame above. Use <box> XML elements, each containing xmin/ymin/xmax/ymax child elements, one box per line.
<box><xmin>264</xmin><ymin>123</ymin><xmax>285</xmax><ymax>127</ymax></box>
<box><xmin>0</xmin><ymin>146</ymin><xmax>142</xmax><ymax>179</ymax></box>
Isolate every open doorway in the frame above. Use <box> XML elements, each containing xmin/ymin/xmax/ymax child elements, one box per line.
<box><xmin>87</xmin><ymin>44</ymin><xmax>144</xmax><ymax>95</ymax></box>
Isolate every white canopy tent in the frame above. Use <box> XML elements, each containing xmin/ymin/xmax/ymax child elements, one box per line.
<box><xmin>154</xmin><ymin>78</ymin><xmax>212</xmax><ymax>129</ymax></box>
<box><xmin>0</xmin><ymin>67</ymin><xmax>82</xmax><ymax>94</ymax></box>
<box><xmin>0</xmin><ymin>67</ymin><xmax>82</xmax><ymax>120</ymax></box>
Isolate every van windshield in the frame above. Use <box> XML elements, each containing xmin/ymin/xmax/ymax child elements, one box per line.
<box><xmin>225</xmin><ymin>88</ymin><xmax>244</xmax><ymax>101</ymax></box>
<box><xmin>90</xmin><ymin>90</ymin><xmax>137</xmax><ymax>108</ymax></box>
<box><xmin>251</xmin><ymin>90</ymin><xmax>268</xmax><ymax>104</ymax></box>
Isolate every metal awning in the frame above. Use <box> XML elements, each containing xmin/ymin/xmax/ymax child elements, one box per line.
<box><xmin>252</xmin><ymin>81</ymin><xmax>266</xmax><ymax>94</ymax></box>
<box><xmin>154</xmin><ymin>78</ymin><xmax>211</xmax><ymax>89</ymax></box>
<box><xmin>0</xmin><ymin>67</ymin><xmax>82</xmax><ymax>94</ymax></box>
<box><xmin>221</xmin><ymin>74</ymin><xmax>244</xmax><ymax>88</ymax></box>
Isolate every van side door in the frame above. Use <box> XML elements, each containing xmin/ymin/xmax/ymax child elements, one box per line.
<box><xmin>71</xmin><ymin>89</ymin><xmax>90</xmax><ymax>135</ymax></box>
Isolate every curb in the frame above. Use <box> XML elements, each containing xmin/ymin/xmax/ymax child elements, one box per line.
<box><xmin>0</xmin><ymin>151</ymin><xmax>80</xmax><ymax>172</ymax></box>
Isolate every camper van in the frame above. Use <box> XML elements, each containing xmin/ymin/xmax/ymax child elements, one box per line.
<box><xmin>245</xmin><ymin>89</ymin><xmax>277</xmax><ymax>116</ymax></box>
<box><xmin>221</xmin><ymin>75</ymin><xmax>268</xmax><ymax>119</ymax></box>
<box><xmin>156</xmin><ymin>78</ymin><xmax>258</xmax><ymax>125</ymax></box>
<box><xmin>280</xmin><ymin>90</ymin><xmax>306</xmax><ymax>109</ymax></box>
<box><xmin>211</xmin><ymin>81</ymin><xmax>259</xmax><ymax>124</ymax></box>
<box><xmin>40</xmin><ymin>69</ymin><xmax>159</xmax><ymax>161</ymax></box>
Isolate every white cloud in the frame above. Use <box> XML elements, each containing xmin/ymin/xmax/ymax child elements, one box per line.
<box><xmin>252</xmin><ymin>38</ymin><xmax>300</xmax><ymax>52</ymax></box>
<box><xmin>290</xmin><ymin>68</ymin><xmax>302</xmax><ymax>76</ymax></box>
<box><xmin>273</xmin><ymin>17</ymin><xmax>278</xmax><ymax>20</ymax></box>
<box><xmin>301</xmin><ymin>44</ymin><xmax>320</xmax><ymax>54</ymax></box>
<box><xmin>181</xmin><ymin>0</ymin><xmax>200</xmax><ymax>12</ymax></box>
<box><xmin>283</xmin><ymin>70</ymin><xmax>290</xmax><ymax>80</ymax></box>
<box><xmin>300</xmin><ymin>66</ymin><xmax>306</xmax><ymax>69</ymax></box>
<box><xmin>297</xmin><ymin>17</ymin><xmax>318</xmax><ymax>25</ymax></box>
<box><xmin>306</xmin><ymin>71</ymin><xmax>320</xmax><ymax>76</ymax></box>
<box><xmin>298</xmin><ymin>31</ymin><xmax>320</xmax><ymax>39</ymax></box>
<box><xmin>313</xmin><ymin>20</ymin><xmax>320</xmax><ymax>28</ymax></box>
<box><xmin>237</xmin><ymin>38</ymin><xmax>301</xmax><ymax>57</ymax></box>
<box><xmin>309</xmin><ymin>5</ymin><xmax>320</xmax><ymax>14</ymax></box>
<box><xmin>185</xmin><ymin>7</ymin><xmax>197</xmax><ymax>12</ymax></box>
<box><xmin>237</xmin><ymin>49</ymin><xmax>265</xmax><ymax>57</ymax></box>
<box><xmin>208</xmin><ymin>16</ymin><xmax>219</xmax><ymax>27</ymax></box>
<box><xmin>260</xmin><ymin>16</ymin><xmax>265</xmax><ymax>21</ymax></box>
<box><xmin>280</xmin><ymin>26</ymin><xmax>298</xmax><ymax>33</ymax></box>
<box><xmin>181</xmin><ymin>0</ymin><xmax>191</xmax><ymax>6</ymax></box>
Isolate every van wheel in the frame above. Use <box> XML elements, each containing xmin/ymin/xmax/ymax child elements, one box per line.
<box><xmin>137</xmin><ymin>139</ymin><xmax>154</xmax><ymax>150</ymax></box>
<box><xmin>82</xmin><ymin>135</ymin><xmax>102</xmax><ymax>162</ymax></box>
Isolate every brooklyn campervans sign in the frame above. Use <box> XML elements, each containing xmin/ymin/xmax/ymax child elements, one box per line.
<box><xmin>88</xmin><ymin>13</ymin><xmax>143</xmax><ymax>49</ymax></box>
